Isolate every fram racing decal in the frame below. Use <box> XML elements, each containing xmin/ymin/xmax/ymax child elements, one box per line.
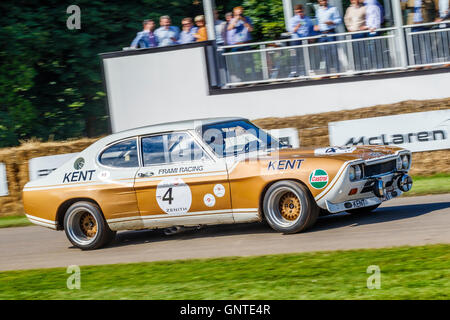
<box><xmin>63</xmin><ymin>170</ymin><xmax>96</xmax><ymax>183</ymax></box>
<box><xmin>267</xmin><ymin>159</ymin><xmax>304</xmax><ymax>170</ymax></box>
<box><xmin>309</xmin><ymin>169</ymin><xmax>329</xmax><ymax>189</ymax></box>
<box><xmin>156</xmin><ymin>178</ymin><xmax>192</xmax><ymax>214</ymax></box>
<box><xmin>158</xmin><ymin>165</ymin><xmax>204</xmax><ymax>175</ymax></box>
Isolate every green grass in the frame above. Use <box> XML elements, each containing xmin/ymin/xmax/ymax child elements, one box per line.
<box><xmin>0</xmin><ymin>215</ymin><xmax>31</xmax><ymax>228</ymax></box>
<box><xmin>0</xmin><ymin>244</ymin><xmax>449</xmax><ymax>300</ymax></box>
<box><xmin>406</xmin><ymin>174</ymin><xmax>450</xmax><ymax>196</ymax></box>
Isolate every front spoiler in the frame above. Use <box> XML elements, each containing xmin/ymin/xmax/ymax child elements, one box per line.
<box><xmin>325</xmin><ymin>189</ymin><xmax>401</xmax><ymax>213</ymax></box>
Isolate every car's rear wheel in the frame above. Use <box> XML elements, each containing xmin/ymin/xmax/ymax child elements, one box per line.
<box><xmin>348</xmin><ymin>204</ymin><xmax>380</xmax><ymax>214</ymax></box>
<box><xmin>64</xmin><ymin>201</ymin><xmax>116</xmax><ymax>250</ymax></box>
<box><xmin>263</xmin><ymin>180</ymin><xmax>319</xmax><ymax>234</ymax></box>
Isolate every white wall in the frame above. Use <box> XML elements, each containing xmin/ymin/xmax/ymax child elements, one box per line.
<box><xmin>103</xmin><ymin>46</ymin><xmax>450</xmax><ymax>133</ymax></box>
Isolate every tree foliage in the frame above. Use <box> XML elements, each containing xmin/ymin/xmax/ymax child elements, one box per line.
<box><xmin>0</xmin><ymin>0</ymin><xmax>293</xmax><ymax>148</ymax></box>
<box><xmin>0</xmin><ymin>0</ymin><xmax>204</xmax><ymax>148</ymax></box>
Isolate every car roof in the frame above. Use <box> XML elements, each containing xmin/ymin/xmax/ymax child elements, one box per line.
<box><xmin>103</xmin><ymin>117</ymin><xmax>248</xmax><ymax>145</ymax></box>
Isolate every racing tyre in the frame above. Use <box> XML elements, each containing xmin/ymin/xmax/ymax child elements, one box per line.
<box><xmin>263</xmin><ymin>180</ymin><xmax>319</xmax><ymax>234</ymax></box>
<box><xmin>64</xmin><ymin>201</ymin><xmax>116</xmax><ymax>250</ymax></box>
<box><xmin>348</xmin><ymin>204</ymin><xmax>380</xmax><ymax>214</ymax></box>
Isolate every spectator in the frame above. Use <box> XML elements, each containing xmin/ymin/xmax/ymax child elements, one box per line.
<box><xmin>179</xmin><ymin>17</ymin><xmax>197</xmax><ymax>44</ymax></box>
<box><xmin>344</xmin><ymin>0</ymin><xmax>366</xmax><ymax>37</ymax></box>
<box><xmin>315</xmin><ymin>0</ymin><xmax>342</xmax><ymax>37</ymax></box>
<box><xmin>288</xmin><ymin>4</ymin><xmax>314</xmax><ymax>40</ymax></box>
<box><xmin>365</xmin><ymin>0</ymin><xmax>381</xmax><ymax>35</ymax></box>
<box><xmin>413</xmin><ymin>0</ymin><xmax>436</xmax><ymax>25</ymax></box>
<box><xmin>214</xmin><ymin>10</ymin><xmax>226</xmax><ymax>46</ymax></box>
<box><xmin>314</xmin><ymin>0</ymin><xmax>342</xmax><ymax>74</ymax></box>
<box><xmin>437</xmin><ymin>0</ymin><xmax>449</xmax><ymax>20</ymax></box>
<box><xmin>194</xmin><ymin>15</ymin><xmax>208</xmax><ymax>42</ymax></box>
<box><xmin>130</xmin><ymin>19</ymin><xmax>158</xmax><ymax>48</ymax></box>
<box><xmin>223</xmin><ymin>12</ymin><xmax>234</xmax><ymax>45</ymax></box>
<box><xmin>227</xmin><ymin>6</ymin><xmax>253</xmax><ymax>46</ymax></box>
<box><xmin>154</xmin><ymin>15</ymin><xmax>180</xmax><ymax>47</ymax></box>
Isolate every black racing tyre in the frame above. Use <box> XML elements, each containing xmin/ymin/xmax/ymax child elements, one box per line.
<box><xmin>64</xmin><ymin>201</ymin><xmax>116</xmax><ymax>250</ymax></box>
<box><xmin>263</xmin><ymin>180</ymin><xmax>319</xmax><ymax>234</ymax></box>
<box><xmin>348</xmin><ymin>204</ymin><xmax>381</xmax><ymax>214</ymax></box>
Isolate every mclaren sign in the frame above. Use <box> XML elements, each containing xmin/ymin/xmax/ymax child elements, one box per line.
<box><xmin>328</xmin><ymin>110</ymin><xmax>450</xmax><ymax>152</ymax></box>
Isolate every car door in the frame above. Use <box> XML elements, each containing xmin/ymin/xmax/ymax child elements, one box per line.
<box><xmin>96</xmin><ymin>137</ymin><xmax>141</xmax><ymax>220</ymax></box>
<box><xmin>134</xmin><ymin>131</ymin><xmax>233</xmax><ymax>228</ymax></box>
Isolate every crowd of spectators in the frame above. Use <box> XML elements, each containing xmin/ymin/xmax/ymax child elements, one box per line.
<box><xmin>130</xmin><ymin>1</ymin><xmax>448</xmax><ymax>50</ymax></box>
<box><xmin>130</xmin><ymin>6</ymin><xmax>254</xmax><ymax>49</ymax></box>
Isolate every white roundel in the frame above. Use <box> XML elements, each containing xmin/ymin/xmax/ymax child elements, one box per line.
<box><xmin>213</xmin><ymin>184</ymin><xmax>226</xmax><ymax>198</ymax></box>
<box><xmin>98</xmin><ymin>170</ymin><xmax>110</xmax><ymax>180</ymax></box>
<box><xmin>203</xmin><ymin>193</ymin><xmax>216</xmax><ymax>207</ymax></box>
<box><xmin>156</xmin><ymin>178</ymin><xmax>192</xmax><ymax>214</ymax></box>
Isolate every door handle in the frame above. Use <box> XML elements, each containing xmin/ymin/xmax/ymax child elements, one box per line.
<box><xmin>138</xmin><ymin>172</ymin><xmax>154</xmax><ymax>178</ymax></box>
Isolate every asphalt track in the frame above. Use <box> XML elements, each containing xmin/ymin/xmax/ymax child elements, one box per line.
<box><xmin>0</xmin><ymin>194</ymin><xmax>449</xmax><ymax>271</ymax></box>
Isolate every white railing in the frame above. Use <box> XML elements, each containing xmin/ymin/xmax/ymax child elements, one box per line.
<box><xmin>403</xmin><ymin>21</ymin><xmax>450</xmax><ymax>67</ymax></box>
<box><xmin>217</xmin><ymin>23</ymin><xmax>449</xmax><ymax>87</ymax></box>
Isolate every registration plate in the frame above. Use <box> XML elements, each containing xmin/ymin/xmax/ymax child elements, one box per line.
<box><xmin>351</xmin><ymin>199</ymin><xmax>366</xmax><ymax>208</ymax></box>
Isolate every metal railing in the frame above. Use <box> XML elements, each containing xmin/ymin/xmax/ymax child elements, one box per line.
<box><xmin>217</xmin><ymin>22</ymin><xmax>449</xmax><ymax>87</ymax></box>
<box><xmin>404</xmin><ymin>21</ymin><xmax>450</xmax><ymax>67</ymax></box>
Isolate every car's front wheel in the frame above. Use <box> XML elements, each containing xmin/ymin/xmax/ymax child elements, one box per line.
<box><xmin>263</xmin><ymin>180</ymin><xmax>319</xmax><ymax>234</ymax></box>
<box><xmin>64</xmin><ymin>201</ymin><xmax>116</xmax><ymax>250</ymax></box>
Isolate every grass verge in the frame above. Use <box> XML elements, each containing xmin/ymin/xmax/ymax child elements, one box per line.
<box><xmin>0</xmin><ymin>244</ymin><xmax>449</xmax><ymax>300</ymax></box>
<box><xmin>0</xmin><ymin>215</ymin><xmax>31</xmax><ymax>228</ymax></box>
<box><xmin>405</xmin><ymin>174</ymin><xmax>450</xmax><ymax>196</ymax></box>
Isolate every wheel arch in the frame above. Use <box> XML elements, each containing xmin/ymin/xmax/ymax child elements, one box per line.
<box><xmin>56</xmin><ymin>198</ymin><xmax>104</xmax><ymax>230</ymax></box>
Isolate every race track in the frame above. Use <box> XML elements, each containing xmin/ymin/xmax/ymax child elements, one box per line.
<box><xmin>1</xmin><ymin>194</ymin><xmax>449</xmax><ymax>271</ymax></box>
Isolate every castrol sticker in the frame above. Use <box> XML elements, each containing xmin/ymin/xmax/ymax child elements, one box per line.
<box><xmin>156</xmin><ymin>178</ymin><xmax>192</xmax><ymax>214</ymax></box>
<box><xmin>309</xmin><ymin>169</ymin><xmax>329</xmax><ymax>189</ymax></box>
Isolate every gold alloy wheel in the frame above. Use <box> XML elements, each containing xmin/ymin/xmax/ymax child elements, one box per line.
<box><xmin>279</xmin><ymin>192</ymin><xmax>301</xmax><ymax>221</ymax></box>
<box><xmin>80</xmin><ymin>212</ymin><xmax>97</xmax><ymax>238</ymax></box>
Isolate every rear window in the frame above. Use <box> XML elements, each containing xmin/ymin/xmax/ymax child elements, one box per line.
<box><xmin>99</xmin><ymin>139</ymin><xmax>139</xmax><ymax>168</ymax></box>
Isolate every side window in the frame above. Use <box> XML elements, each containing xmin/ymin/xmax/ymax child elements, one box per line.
<box><xmin>142</xmin><ymin>132</ymin><xmax>205</xmax><ymax>166</ymax></box>
<box><xmin>99</xmin><ymin>139</ymin><xmax>139</xmax><ymax>168</ymax></box>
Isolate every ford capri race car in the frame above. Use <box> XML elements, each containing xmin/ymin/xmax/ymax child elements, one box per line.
<box><xmin>23</xmin><ymin>118</ymin><xmax>413</xmax><ymax>250</ymax></box>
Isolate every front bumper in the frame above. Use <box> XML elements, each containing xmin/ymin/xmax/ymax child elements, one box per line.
<box><xmin>325</xmin><ymin>188</ymin><xmax>399</xmax><ymax>213</ymax></box>
<box><xmin>317</xmin><ymin>165</ymin><xmax>412</xmax><ymax>213</ymax></box>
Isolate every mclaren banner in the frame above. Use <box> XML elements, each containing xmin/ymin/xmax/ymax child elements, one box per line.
<box><xmin>328</xmin><ymin>110</ymin><xmax>450</xmax><ymax>152</ymax></box>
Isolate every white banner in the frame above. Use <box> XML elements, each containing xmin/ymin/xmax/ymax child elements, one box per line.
<box><xmin>269</xmin><ymin>128</ymin><xmax>300</xmax><ymax>149</ymax></box>
<box><xmin>329</xmin><ymin>110</ymin><xmax>450</xmax><ymax>152</ymax></box>
<box><xmin>28</xmin><ymin>153</ymin><xmax>79</xmax><ymax>181</ymax></box>
<box><xmin>0</xmin><ymin>163</ymin><xmax>8</xmax><ymax>196</ymax></box>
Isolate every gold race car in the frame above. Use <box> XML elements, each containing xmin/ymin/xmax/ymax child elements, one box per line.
<box><xmin>23</xmin><ymin>118</ymin><xmax>413</xmax><ymax>249</ymax></box>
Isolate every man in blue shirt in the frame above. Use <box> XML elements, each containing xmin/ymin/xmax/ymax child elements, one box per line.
<box><xmin>154</xmin><ymin>15</ymin><xmax>180</xmax><ymax>47</ymax></box>
<box><xmin>227</xmin><ymin>6</ymin><xmax>253</xmax><ymax>46</ymax></box>
<box><xmin>289</xmin><ymin>4</ymin><xmax>314</xmax><ymax>40</ymax></box>
<box><xmin>288</xmin><ymin>5</ymin><xmax>314</xmax><ymax>77</ymax></box>
<box><xmin>315</xmin><ymin>0</ymin><xmax>342</xmax><ymax>37</ymax></box>
<box><xmin>130</xmin><ymin>19</ymin><xmax>158</xmax><ymax>49</ymax></box>
<box><xmin>314</xmin><ymin>0</ymin><xmax>342</xmax><ymax>74</ymax></box>
<box><xmin>178</xmin><ymin>17</ymin><xmax>197</xmax><ymax>44</ymax></box>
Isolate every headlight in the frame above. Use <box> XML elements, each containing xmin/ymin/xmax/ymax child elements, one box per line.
<box><xmin>401</xmin><ymin>155</ymin><xmax>409</xmax><ymax>170</ymax></box>
<box><xmin>349</xmin><ymin>165</ymin><xmax>363</xmax><ymax>181</ymax></box>
<box><xmin>349</xmin><ymin>166</ymin><xmax>356</xmax><ymax>181</ymax></box>
<box><xmin>396</xmin><ymin>157</ymin><xmax>402</xmax><ymax>170</ymax></box>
